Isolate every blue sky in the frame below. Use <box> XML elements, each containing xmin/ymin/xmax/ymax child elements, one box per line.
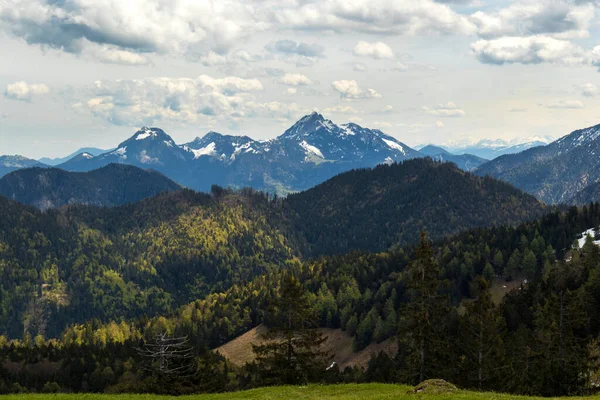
<box><xmin>1</xmin><ymin>0</ymin><xmax>600</xmax><ymax>158</ymax></box>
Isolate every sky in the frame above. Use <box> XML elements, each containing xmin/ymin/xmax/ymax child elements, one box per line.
<box><xmin>2</xmin><ymin>0</ymin><xmax>600</xmax><ymax>159</ymax></box>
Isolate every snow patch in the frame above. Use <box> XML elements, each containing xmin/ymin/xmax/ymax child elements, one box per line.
<box><xmin>577</xmin><ymin>228</ymin><xmax>600</xmax><ymax>249</ymax></box>
<box><xmin>136</xmin><ymin>127</ymin><xmax>157</xmax><ymax>140</ymax></box>
<box><xmin>190</xmin><ymin>142</ymin><xmax>217</xmax><ymax>159</ymax></box>
<box><xmin>382</xmin><ymin>138</ymin><xmax>406</xmax><ymax>155</ymax></box>
<box><xmin>299</xmin><ymin>141</ymin><xmax>324</xmax><ymax>158</ymax></box>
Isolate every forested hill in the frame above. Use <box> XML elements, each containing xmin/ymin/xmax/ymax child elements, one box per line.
<box><xmin>286</xmin><ymin>158</ymin><xmax>547</xmax><ymax>255</ymax></box>
<box><xmin>0</xmin><ymin>164</ymin><xmax>182</xmax><ymax>210</ymax></box>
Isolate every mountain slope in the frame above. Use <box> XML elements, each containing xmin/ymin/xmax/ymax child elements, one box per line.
<box><xmin>0</xmin><ymin>164</ymin><xmax>182</xmax><ymax>210</ymax></box>
<box><xmin>0</xmin><ymin>155</ymin><xmax>47</xmax><ymax>178</ymax></box>
<box><xmin>475</xmin><ymin>123</ymin><xmax>600</xmax><ymax>204</ymax></box>
<box><xmin>286</xmin><ymin>158</ymin><xmax>546</xmax><ymax>255</ymax></box>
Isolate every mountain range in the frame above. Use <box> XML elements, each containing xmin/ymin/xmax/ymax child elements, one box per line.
<box><xmin>476</xmin><ymin>123</ymin><xmax>600</xmax><ymax>204</ymax></box>
<box><xmin>442</xmin><ymin>137</ymin><xmax>551</xmax><ymax>159</ymax></box>
<box><xmin>50</xmin><ymin>113</ymin><xmax>424</xmax><ymax>194</ymax></box>
<box><xmin>0</xmin><ymin>164</ymin><xmax>181</xmax><ymax>210</ymax></box>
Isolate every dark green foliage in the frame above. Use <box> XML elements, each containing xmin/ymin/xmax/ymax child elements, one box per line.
<box><xmin>287</xmin><ymin>158</ymin><xmax>546</xmax><ymax>255</ymax></box>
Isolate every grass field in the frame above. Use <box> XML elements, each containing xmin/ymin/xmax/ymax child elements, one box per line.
<box><xmin>2</xmin><ymin>384</ymin><xmax>600</xmax><ymax>400</ymax></box>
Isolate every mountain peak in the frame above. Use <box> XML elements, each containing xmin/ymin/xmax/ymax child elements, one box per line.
<box><xmin>281</xmin><ymin>112</ymin><xmax>336</xmax><ymax>139</ymax></box>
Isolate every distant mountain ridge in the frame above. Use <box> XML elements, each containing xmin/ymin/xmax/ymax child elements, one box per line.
<box><xmin>0</xmin><ymin>164</ymin><xmax>182</xmax><ymax>210</ymax></box>
<box><xmin>475</xmin><ymin>123</ymin><xmax>600</xmax><ymax>204</ymax></box>
<box><xmin>39</xmin><ymin>147</ymin><xmax>110</xmax><ymax>166</ymax></box>
<box><xmin>418</xmin><ymin>145</ymin><xmax>487</xmax><ymax>171</ymax></box>
<box><xmin>443</xmin><ymin>137</ymin><xmax>550</xmax><ymax>159</ymax></box>
<box><xmin>0</xmin><ymin>155</ymin><xmax>47</xmax><ymax>178</ymax></box>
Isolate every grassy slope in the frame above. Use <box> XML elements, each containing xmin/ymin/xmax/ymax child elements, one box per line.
<box><xmin>3</xmin><ymin>384</ymin><xmax>600</xmax><ymax>399</ymax></box>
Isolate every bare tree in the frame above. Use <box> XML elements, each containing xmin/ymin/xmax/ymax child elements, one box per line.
<box><xmin>136</xmin><ymin>332</ymin><xmax>197</xmax><ymax>378</ymax></box>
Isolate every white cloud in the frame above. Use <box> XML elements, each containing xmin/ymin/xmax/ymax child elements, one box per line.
<box><xmin>382</xmin><ymin>105</ymin><xmax>394</xmax><ymax>112</ymax></box>
<box><xmin>423</xmin><ymin>102</ymin><xmax>466</xmax><ymax>117</ymax></box>
<box><xmin>331</xmin><ymin>80</ymin><xmax>381</xmax><ymax>100</ymax></box>
<box><xmin>271</xmin><ymin>0</ymin><xmax>476</xmax><ymax>36</ymax></box>
<box><xmin>470</xmin><ymin>0</ymin><xmax>595</xmax><ymax>40</ymax></box>
<box><xmin>0</xmin><ymin>0</ymin><xmax>259</xmax><ymax>60</ymax></box>
<box><xmin>322</xmin><ymin>105</ymin><xmax>359</xmax><ymax>114</ymax></box>
<box><xmin>545</xmin><ymin>99</ymin><xmax>584</xmax><ymax>109</ymax></box>
<box><xmin>436</xmin><ymin>120</ymin><xmax>445</xmax><ymax>128</ymax></box>
<box><xmin>580</xmin><ymin>83</ymin><xmax>599</xmax><ymax>97</ymax></box>
<box><xmin>283</xmin><ymin>88</ymin><xmax>298</xmax><ymax>95</ymax></box>
<box><xmin>4</xmin><ymin>81</ymin><xmax>49</xmax><ymax>101</ymax></box>
<box><xmin>471</xmin><ymin>35</ymin><xmax>587</xmax><ymax>65</ymax></box>
<box><xmin>373</xmin><ymin>121</ymin><xmax>393</xmax><ymax>129</ymax></box>
<box><xmin>279</xmin><ymin>73</ymin><xmax>313</xmax><ymax>86</ymax></box>
<box><xmin>353</xmin><ymin>41</ymin><xmax>394</xmax><ymax>59</ymax></box>
<box><xmin>200</xmin><ymin>51</ymin><xmax>229</xmax><ymax>66</ymax></box>
<box><xmin>78</xmin><ymin>75</ymin><xmax>301</xmax><ymax>127</ymax></box>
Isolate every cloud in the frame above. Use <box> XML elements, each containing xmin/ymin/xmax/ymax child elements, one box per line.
<box><xmin>353</xmin><ymin>41</ymin><xmax>394</xmax><ymax>59</ymax></box>
<box><xmin>0</xmin><ymin>0</ymin><xmax>259</xmax><ymax>60</ymax></box>
<box><xmin>278</xmin><ymin>73</ymin><xmax>313</xmax><ymax>86</ymax></box>
<box><xmin>331</xmin><ymin>80</ymin><xmax>381</xmax><ymax>100</ymax></box>
<box><xmin>471</xmin><ymin>35</ymin><xmax>587</xmax><ymax>65</ymax></box>
<box><xmin>322</xmin><ymin>105</ymin><xmax>359</xmax><ymax>114</ymax></box>
<box><xmin>265</xmin><ymin>40</ymin><xmax>325</xmax><ymax>58</ymax></box>
<box><xmin>509</xmin><ymin>107</ymin><xmax>528</xmax><ymax>112</ymax></box>
<box><xmin>470</xmin><ymin>0</ymin><xmax>595</xmax><ymax>40</ymax></box>
<box><xmin>265</xmin><ymin>39</ymin><xmax>326</xmax><ymax>66</ymax></box>
<box><xmin>271</xmin><ymin>0</ymin><xmax>476</xmax><ymax>36</ymax></box>
<box><xmin>4</xmin><ymin>81</ymin><xmax>50</xmax><ymax>101</ymax></box>
<box><xmin>436</xmin><ymin>121</ymin><xmax>445</xmax><ymax>128</ymax></box>
<box><xmin>200</xmin><ymin>51</ymin><xmax>229</xmax><ymax>66</ymax></box>
<box><xmin>423</xmin><ymin>102</ymin><xmax>466</xmax><ymax>117</ymax></box>
<box><xmin>77</xmin><ymin>75</ymin><xmax>301</xmax><ymax>127</ymax></box>
<box><xmin>545</xmin><ymin>99</ymin><xmax>584</xmax><ymax>109</ymax></box>
<box><xmin>373</xmin><ymin>121</ymin><xmax>393</xmax><ymax>129</ymax></box>
<box><xmin>580</xmin><ymin>83</ymin><xmax>599</xmax><ymax>97</ymax></box>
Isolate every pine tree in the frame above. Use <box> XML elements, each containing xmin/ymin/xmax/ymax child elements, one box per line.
<box><xmin>398</xmin><ymin>231</ymin><xmax>451</xmax><ymax>384</ymax></box>
<box><xmin>459</xmin><ymin>276</ymin><xmax>505</xmax><ymax>390</ymax></box>
<box><xmin>252</xmin><ymin>274</ymin><xmax>330</xmax><ymax>385</ymax></box>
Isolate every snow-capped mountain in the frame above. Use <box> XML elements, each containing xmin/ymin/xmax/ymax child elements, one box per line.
<box><xmin>50</xmin><ymin>113</ymin><xmax>422</xmax><ymax>194</ymax></box>
<box><xmin>443</xmin><ymin>137</ymin><xmax>551</xmax><ymax>159</ymax></box>
<box><xmin>0</xmin><ymin>155</ymin><xmax>48</xmax><ymax>178</ymax></box>
<box><xmin>476</xmin><ymin>123</ymin><xmax>600</xmax><ymax>204</ymax></box>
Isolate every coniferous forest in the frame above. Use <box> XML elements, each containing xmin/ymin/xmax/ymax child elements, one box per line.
<box><xmin>0</xmin><ymin>160</ymin><xmax>599</xmax><ymax>396</ymax></box>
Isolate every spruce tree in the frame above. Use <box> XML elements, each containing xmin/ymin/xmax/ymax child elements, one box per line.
<box><xmin>252</xmin><ymin>274</ymin><xmax>329</xmax><ymax>385</ymax></box>
<box><xmin>398</xmin><ymin>231</ymin><xmax>452</xmax><ymax>384</ymax></box>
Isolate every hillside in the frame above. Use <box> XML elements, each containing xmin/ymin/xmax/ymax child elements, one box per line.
<box><xmin>418</xmin><ymin>145</ymin><xmax>487</xmax><ymax>171</ymax></box>
<box><xmin>287</xmin><ymin>158</ymin><xmax>546</xmax><ymax>255</ymax></box>
<box><xmin>0</xmin><ymin>164</ymin><xmax>182</xmax><ymax>210</ymax></box>
<box><xmin>568</xmin><ymin>181</ymin><xmax>600</xmax><ymax>205</ymax></box>
<box><xmin>1</xmin><ymin>384</ymin><xmax>600</xmax><ymax>399</ymax></box>
<box><xmin>214</xmin><ymin>325</ymin><xmax>397</xmax><ymax>370</ymax></box>
<box><xmin>476</xmin><ymin>123</ymin><xmax>600</xmax><ymax>204</ymax></box>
